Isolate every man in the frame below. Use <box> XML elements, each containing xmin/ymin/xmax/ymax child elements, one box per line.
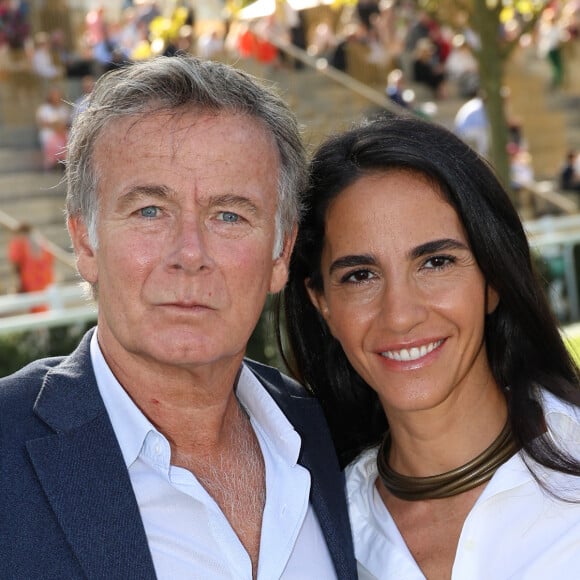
<box><xmin>0</xmin><ymin>56</ymin><xmax>356</xmax><ymax>580</ymax></box>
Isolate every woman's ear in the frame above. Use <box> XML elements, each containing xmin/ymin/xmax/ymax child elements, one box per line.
<box><xmin>305</xmin><ymin>279</ymin><xmax>332</xmax><ymax>328</ymax></box>
<box><xmin>486</xmin><ymin>284</ymin><xmax>500</xmax><ymax>315</ymax></box>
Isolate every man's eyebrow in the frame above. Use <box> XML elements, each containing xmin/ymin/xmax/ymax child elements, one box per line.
<box><xmin>409</xmin><ymin>238</ymin><xmax>469</xmax><ymax>260</ymax></box>
<box><xmin>208</xmin><ymin>194</ymin><xmax>259</xmax><ymax>214</ymax></box>
<box><xmin>116</xmin><ymin>185</ymin><xmax>172</xmax><ymax>210</ymax></box>
<box><xmin>329</xmin><ymin>254</ymin><xmax>377</xmax><ymax>275</ymax></box>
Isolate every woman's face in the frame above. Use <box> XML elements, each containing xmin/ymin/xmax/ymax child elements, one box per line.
<box><xmin>308</xmin><ymin>169</ymin><xmax>499</xmax><ymax>419</ymax></box>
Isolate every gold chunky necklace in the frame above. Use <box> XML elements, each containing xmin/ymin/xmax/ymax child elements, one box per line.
<box><xmin>377</xmin><ymin>420</ymin><xmax>519</xmax><ymax>501</ymax></box>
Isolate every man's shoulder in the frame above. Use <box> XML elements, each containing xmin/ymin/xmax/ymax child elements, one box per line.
<box><xmin>1</xmin><ymin>355</ymin><xmax>65</xmax><ymax>387</ymax></box>
<box><xmin>0</xmin><ymin>356</ymin><xmax>69</xmax><ymax>446</ymax></box>
<box><xmin>0</xmin><ymin>356</ymin><xmax>64</xmax><ymax>411</ymax></box>
<box><xmin>243</xmin><ymin>358</ymin><xmax>328</xmax><ymax>438</ymax></box>
<box><xmin>0</xmin><ymin>329</ymin><xmax>93</xmax><ymax>408</ymax></box>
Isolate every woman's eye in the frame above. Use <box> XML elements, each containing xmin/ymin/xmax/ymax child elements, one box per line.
<box><xmin>139</xmin><ymin>206</ymin><xmax>159</xmax><ymax>218</ymax></box>
<box><xmin>218</xmin><ymin>211</ymin><xmax>240</xmax><ymax>223</ymax></box>
<box><xmin>424</xmin><ymin>255</ymin><xmax>455</xmax><ymax>269</ymax></box>
<box><xmin>342</xmin><ymin>269</ymin><xmax>375</xmax><ymax>283</ymax></box>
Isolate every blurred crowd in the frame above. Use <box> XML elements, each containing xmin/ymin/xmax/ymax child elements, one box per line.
<box><xmin>0</xmin><ymin>0</ymin><xmax>579</xmax><ymax>181</ymax></box>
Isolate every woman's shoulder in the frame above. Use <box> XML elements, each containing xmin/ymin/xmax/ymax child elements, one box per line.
<box><xmin>538</xmin><ymin>388</ymin><xmax>580</xmax><ymax>448</ymax></box>
<box><xmin>539</xmin><ymin>386</ymin><xmax>580</xmax><ymax>412</ymax></box>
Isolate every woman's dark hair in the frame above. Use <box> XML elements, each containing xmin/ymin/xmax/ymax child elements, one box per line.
<box><xmin>278</xmin><ymin>114</ymin><xmax>580</xmax><ymax>485</ymax></box>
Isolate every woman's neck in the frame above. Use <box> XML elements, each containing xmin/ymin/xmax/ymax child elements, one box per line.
<box><xmin>385</xmin><ymin>383</ymin><xmax>509</xmax><ymax>477</ymax></box>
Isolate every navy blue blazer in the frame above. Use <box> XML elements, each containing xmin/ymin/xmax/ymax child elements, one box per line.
<box><xmin>0</xmin><ymin>329</ymin><xmax>356</xmax><ymax>580</ymax></box>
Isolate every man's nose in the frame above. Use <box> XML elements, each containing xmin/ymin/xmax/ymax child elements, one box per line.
<box><xmin>167</xmin><ymin>216</ymin><xmax>213</xmax><ymax>274</ymax></box>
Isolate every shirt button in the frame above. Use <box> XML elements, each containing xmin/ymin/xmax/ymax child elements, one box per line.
<box><xmin>281</xmin><ymin>505</ymin><xmax>287</xmax><ymax>516</ymax></box>
<box><xmin>154</xmin><ymin>443</ymin><xmax>162</xmax><ymax>455</ymax></box>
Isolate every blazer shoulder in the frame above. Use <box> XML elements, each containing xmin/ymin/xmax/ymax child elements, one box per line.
<box><xmin>0</xmin><ymin>356</ymin><xmax>65</xmax><ymax>440</ymax></box>
<box><xmin>0</xmin><ymin>356</ymin><xmax>64</xmax><ymax>400</ymax></box>
<box><xmin>244</xmin><ymin>358</ymin><xmax>313</xmax><ymax>399</ymax></box>
<box><xmin>0</xmin><ymin>329</ymin><xmax>95</xmax><ymax>434</ymax></box>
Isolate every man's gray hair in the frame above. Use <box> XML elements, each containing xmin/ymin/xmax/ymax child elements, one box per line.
<box><xmin>65</xmin><ymin>56</ymin><xmax>308</xmax><ymax>256</ymax></box>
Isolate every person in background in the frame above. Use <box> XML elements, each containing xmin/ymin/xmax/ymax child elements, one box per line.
<box><xmin>560</xmin><ymin>150</ymin><xmax>580</xmax><ymax>192</ymax></box>
<box><xmin>385</xmin><ymin>68</ymin><xmax>412</xmax><ymax>110</ymax></box>
<box><xmin>536</xmin><ymin>7</ymin><xmax>567</xmax><ymax>89</ymax></box>
<box><xmin>93</xmin><ymin>22</ymin><xmax>131</xmax><ymax>74</ymax></box>
<box><xmin>197</xmin><ymin>27</ymin><xmax>224</xmax><ymax>60</ymax></box>
<box><xmin>0</xmin><ymin>56</ymin><xmax>357</xmax><ymax>580</ymax></box>
<box><xmin>8</xmin><ymin>222</ymin><xmax>55</xmax><ymax>312</ymax></box>
<box><xmin>412</xmin><ymin>38</ymin><xmax>446</xmax><ymax>99</ymax></box>
<box><xmin>71</xmin><ymin>74</ymin><xmax>96</xmax><ymax>120</ymax></box>
<box><xmin>30</xmin><ymin>31</ymin><xmax>63</xmax><ymax>86</ymax></box>
<box><xmin>510</xmin><ymin>147</ymin><xmax>535</xmax><ymax>193</ymax></box>
<box><xmin>280</xmin><ymin>115</ymin><xmax>580</xmax><ymax>579</ymax></box>
<box><xmin>444</xmin><ymin>34</ymin><xmax>479</xmax><ymax>98</ymax></box>
<box><xmin>453</xmin><ymin>88</ymin><xmax>489</xmax><ymax>157</ymax></box>
<box><xmin>35</xmin><ymin>84</ymin><xmax>71</xmax><ymax>170</ymax></box>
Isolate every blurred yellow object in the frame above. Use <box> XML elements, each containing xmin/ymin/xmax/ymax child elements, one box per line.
<box><xmin>562</xmin><ymin>326</ymin><xmax>580</xmax><ymax>366</ymax></box>
<box><xmin>131</xmin><ymin>40</ymin><xmax>153</xmax><ymax>60</ymax></box>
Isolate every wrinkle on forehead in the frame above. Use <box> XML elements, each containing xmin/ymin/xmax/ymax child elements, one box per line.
<box><xmin>92</xmin><ymin>108</ymin><xmax>281</xmax><ymax>215</ymax></box>
<box><xmin>97</xmin><ymin>108</ymin><xmax>277</xmax><ymax>164</ymax></box>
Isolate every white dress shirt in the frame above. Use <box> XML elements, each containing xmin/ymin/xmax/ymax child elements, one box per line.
<box><xmin>90</xmin><ymin>332</ymin><xmax>336</xmax><ymax>579</ymax></box>
<box><xmin>346</xmin><ymin>390</ymin><xmax>580</xmax><ymax>580</ymax></box>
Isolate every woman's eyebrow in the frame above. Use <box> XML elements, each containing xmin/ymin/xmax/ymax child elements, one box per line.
<box><xmin>409</xmin><ymin>238</ymin><xmax>468</xmax><ymax>260</ymax></box>
<box><xmin>329</xmin><ymin>254</ymin><xmax>377</xmax><ymax>275</ymax></box>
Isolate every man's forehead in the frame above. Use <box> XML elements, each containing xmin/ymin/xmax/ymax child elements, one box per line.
<box><xmin>92</xmin><ymin>108</ymin><xmax>281</xmax><ymax>209</ymax></box>
<box><xmin>97</xmin><ymin>109</ymin><xmax>271</xmax><ymax>143</ymax></box>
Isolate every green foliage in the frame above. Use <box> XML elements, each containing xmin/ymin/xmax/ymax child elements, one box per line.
<box><xmin>246</xmin><ymin>295</ymin><xmax>286</xmax><ymax>370</ymax></box>
<box><xmin>0</xmin><ymin>323</ymin><xmax>93</xmax><ymax>378</ymax></box>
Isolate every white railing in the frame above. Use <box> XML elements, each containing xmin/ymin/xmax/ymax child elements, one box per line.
<box><xmin>520</xmin><ymin>181</ymin><xmax>578</xmax><ymax>217</ymax></box>
<box><xmin>0</xmin><ymin>283</ymin><xmax>97</xmax><ymax>334</ymax></box>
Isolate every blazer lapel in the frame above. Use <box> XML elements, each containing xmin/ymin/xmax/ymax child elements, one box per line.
<box><xmin>27</xmin><ymin>331</ymin><xmax>157</xmax><ymax>579</ymax></box>
<box><xmin>247</xmin><ymin>360</ymin><xmax>357</xmax><ymax>580</ymax></box>
<box><xmin>285</xmin><ymin>399</ymin><xmax>357</xmax><ymax>580</ymax></box>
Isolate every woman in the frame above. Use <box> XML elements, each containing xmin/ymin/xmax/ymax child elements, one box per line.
<box><xmin>279</xmin><ymin>115</ymin><xmax>580</xmax><ymax>579</ymax></box>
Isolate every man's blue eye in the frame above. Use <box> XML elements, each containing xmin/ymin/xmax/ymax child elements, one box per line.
<box><xmin>221</xmin><ymin>212</ymin><xmax>239</xmax><ymax>223</ymax></box>
<box><xmin>140</xmin><ymin>206</ymin><xmax>158</xmax><ymax>218</ymax></box>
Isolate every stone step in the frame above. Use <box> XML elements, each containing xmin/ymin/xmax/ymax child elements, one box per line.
<box><xmin>0</xmin><ymin>169</ymin><xmax>64</xmax><ymax>200</ymax></box>
<box><xmin>0</xmin><ymin>125</ymin><xmax>39</xmax><ymax>149</ymax></box>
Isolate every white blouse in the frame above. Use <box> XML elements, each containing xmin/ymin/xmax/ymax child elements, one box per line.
<box><xmin>346</xmin><ymin>390</ymin><xmax>580</xmax><ymax>579</ymax></box>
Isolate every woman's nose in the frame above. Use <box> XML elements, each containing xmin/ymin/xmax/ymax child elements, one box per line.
<box><xmin>380</xmin><ymin>277</ymin><xmax>427</xmax><ymax>333</ymax></box>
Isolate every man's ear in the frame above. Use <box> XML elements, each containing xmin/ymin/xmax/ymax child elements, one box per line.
<box><xmin>67</xmin><ymin>216</ymin><xmax>98</xmax><ymax>284</ymax></box>
<box><xmin>269</xmin><ymin>226</ymin><xmax>298</xmax><ymax>294</ymax></box>
<box><xmin>486</xmin><ymin>284</ymin><xmax>500</xmax><ymax>315</ymax></box>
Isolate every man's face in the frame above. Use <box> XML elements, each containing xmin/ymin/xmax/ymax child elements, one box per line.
<box><xmin>69</xmin><ymin>111</ymin><xmax>293</xmax><ymax>376</ymax></box>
